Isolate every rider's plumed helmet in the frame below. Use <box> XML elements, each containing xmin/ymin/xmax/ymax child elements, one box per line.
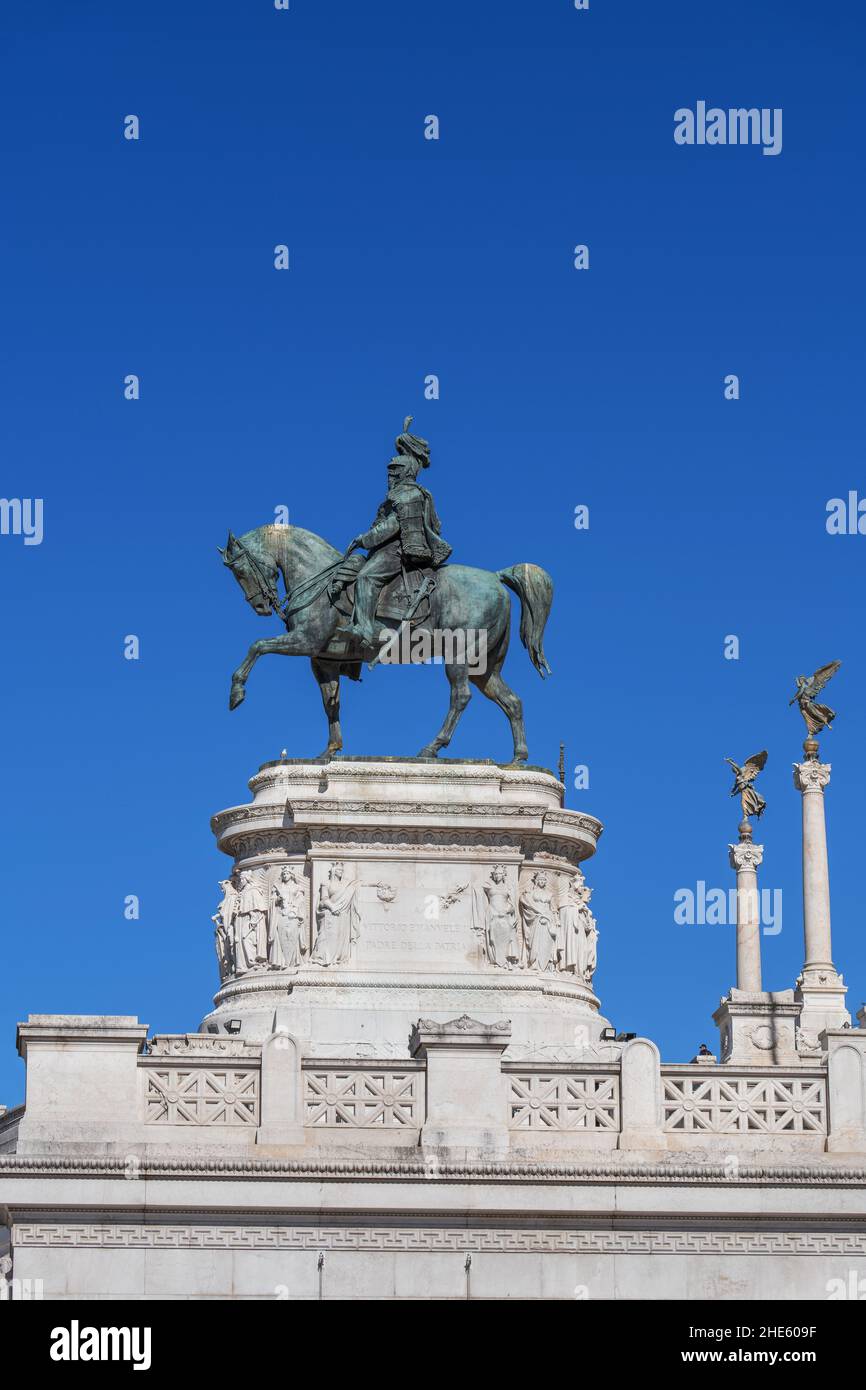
<box><xmin>394</xmin><ymin>416</ymin><xmax>430</xmax><ymax>472</ymax></box>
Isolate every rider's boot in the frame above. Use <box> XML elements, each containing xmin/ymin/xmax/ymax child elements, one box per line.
<box><xmin>344</xmin><ymin>576</ymin><xmax>384</xmax><ymax>653</ymax></box>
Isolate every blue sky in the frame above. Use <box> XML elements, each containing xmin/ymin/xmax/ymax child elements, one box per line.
<box><xmin>1</xmin><ymin>1</ymin><xmax>864</xmax><ymax>1103</ymax></box>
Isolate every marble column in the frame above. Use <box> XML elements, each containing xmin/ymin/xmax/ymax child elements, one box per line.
<box><xmin>730</xmin><ymin>822</ymin><xmax>763</xmax><ymax>993</ymax></box>
<box><xmin>793</xmin><ymin>742</ymin><xmax>849</xmax><ymax>1046</ymax></box>
<box><xmin>713</xmin><ymin>822</ymin><xmax>799</xmax><ymax>1065</ymax></box>
<box><xmin>794</xmin><ymin>754</ymin><xmax>834</xmax><ymax>971</ymax></box>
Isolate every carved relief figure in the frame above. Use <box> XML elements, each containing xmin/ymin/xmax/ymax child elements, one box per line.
<box><xmin>311</xmin><ymin>862</ymin><xmax>361</xmax><ymax>966</ymax></box>
<box><xmin>577</xmin><ymin>881</ymin><xmax>598</xmax><ymax>984</ymax></box>
<box><xmin>212</xmin><ymin>876</ymin><xmax>238</xmax><ymax>981</ymax></box>
<box><xmin>551</xmin><ymin>872</ymin><xmax>599</xmax><ymax>985</ymax></box>
<box><xmin>234</xmin><ymin>869</ymin><xmax>269</xmax><ymax>972</ymax></box>
<box><xmin>472</xmin><ymin>865</ymin><xmax>521</xmax><ymax>968</ymax></box>
<box><xmin>519</xmin><ymin>870</ymin><xmax>558</xmax><ymax>973</ymax></box>
<box><xmin>268</xmin><ymin>864</ymin><xmax>307</xmax><ymax>971</ymax></box>
<box><xmin>556</xmin><ymin>873</ymin><xmax>582</xmax><ymax>977</ymax></box>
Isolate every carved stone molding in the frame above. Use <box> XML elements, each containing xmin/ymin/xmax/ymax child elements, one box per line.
<box><xmin>147</xmin><ymin>1035</ymin><xmax>262</xmax><ymax>1060</ymax></box>
<box><xmin>211</xmin><ymin>971</ymin><xmax>601</xmax><ymax>1005</ymax></box>
<box><xmin>414</xmin><ymin>1014</ymin><xmax>510</xmax><ymax>1038</ymax></box>
<box><xmin>540</xmin><ymin>812</ymin><xmax>604</xmax><ymax>838</ymax></box>
<box><xmin>2</xmin><ymin>1154</ymin><xmax>865</xmax><ymax>1183</ymax></box>
<box><xmin>248</xmin><ymin>760</ymin><xmax>562</xmax><ymax>794</ymax></box>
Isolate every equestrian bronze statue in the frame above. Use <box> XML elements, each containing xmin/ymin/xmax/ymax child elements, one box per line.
<box><xmin>219</xmin><ymin>420</ymin><xmax>552</xmax><ymax>762</ymax></box>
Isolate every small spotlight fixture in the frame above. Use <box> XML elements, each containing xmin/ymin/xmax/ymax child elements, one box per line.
<box><xmin>225</xmin><ymin>1019</ymin><xmax>242</xmax><ymax>1035</ymax></box>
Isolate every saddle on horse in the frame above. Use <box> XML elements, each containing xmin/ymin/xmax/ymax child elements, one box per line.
<box><xmin>323</xmin><ymin>555</ymin><xmax>436</xmax><ymax>660</ymax></box>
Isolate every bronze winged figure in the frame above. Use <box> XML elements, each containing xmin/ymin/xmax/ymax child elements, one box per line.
<box><xmin>725</xmin><ymin>750</ymin><xmax>768</xmax><ymax>821</ymax></box>
<box><xmin>789</xmin><ymin>661</ymin><xmax>842</xmax><ymax>738</ymax></box>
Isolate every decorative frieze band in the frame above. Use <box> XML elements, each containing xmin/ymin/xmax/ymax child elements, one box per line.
<box><xmin>224</xmin><ymin>832</ymin><xmax>309</xmax><ymax>862</ymax></box>
<box><xmin>11</xmin><ymin>1222</ymin><xmax>866</xmax><ymax>1257</ymax></box>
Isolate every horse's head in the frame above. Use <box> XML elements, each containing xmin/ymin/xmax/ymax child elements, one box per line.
<box><xmin>218</xmin><ymin>530</ymin><xmax>280</xmax><ymax>617</ymax></box>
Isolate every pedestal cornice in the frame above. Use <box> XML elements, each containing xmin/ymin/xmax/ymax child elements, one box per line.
<box><xmin>211</xmin><ymin>758</ymin><xmax>603</xmax><ymax>866</ymax></box>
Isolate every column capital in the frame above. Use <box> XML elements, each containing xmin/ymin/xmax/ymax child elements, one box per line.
<box><xmin>794</xmin><ymin>760</ymin><xmax>831</xmax><ymax>792</ymax></box>
<box><xmin>728</xmin><ymin>841</ymin><xmax>764</xmax><ymax>872</ymax></box>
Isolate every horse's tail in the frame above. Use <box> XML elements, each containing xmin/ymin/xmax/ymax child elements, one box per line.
<box><xmin>497</xmin><ymin>563</ymin><xmax>553</xmax><ymax>677</ymax></box>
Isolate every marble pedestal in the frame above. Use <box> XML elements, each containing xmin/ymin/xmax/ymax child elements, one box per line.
<box><xmin>713</xmin><ymin>989</ymin><xmax>800</xmax><ymax>1065</ymax></box>
<box><xmin>202</xmin><ymin>758</ymin><xmax>610</xmax><ymax>1060</ymax></box>
<box><xmin>795</xmin><ymin>968</ymin><xmax>851</xmax><ymax>1050</ymax></box>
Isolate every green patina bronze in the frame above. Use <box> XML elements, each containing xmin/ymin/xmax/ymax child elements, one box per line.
<box><xmin>219</xmin><ymin>420</ymin><xmax>553</xmax><ymax>762</ymax></box>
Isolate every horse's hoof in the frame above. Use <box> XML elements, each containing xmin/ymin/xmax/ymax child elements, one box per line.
<box><xmin>229</xmin><ymin>683</ymin><xmax>245</xmax><ymax>711</ymax></box>
<box><xmin>513</xmin><ymin>749</ymin><xmax>528</xmax><ymax>764</ymax></box>
<box><xmin>417</xmin><ymin>745</ymin><xmax>440</xmax><ymax>759</ymax></box>
<box><xmin>316</xmin><ymin>745</ymin><xmax>341</xmax><ymax>760</ymax></box>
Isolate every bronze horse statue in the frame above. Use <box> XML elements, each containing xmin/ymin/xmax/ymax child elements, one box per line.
<box><xmin>220</xmin><ymin>524</ymin><xmax>552</xmax><ymax>762</ymax></box>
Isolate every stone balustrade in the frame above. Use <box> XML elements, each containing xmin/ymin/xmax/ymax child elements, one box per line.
<box><xmin>8</xmin><ymin>1017</ymin><xmax>866</xmax><ymax>1159</ymax></box>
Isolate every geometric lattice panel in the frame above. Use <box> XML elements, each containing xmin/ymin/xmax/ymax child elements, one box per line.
<box><xmin>144</xmin><ymin>1068</ymin><xmax>259</xmax><ymax>1126</ymax></box>
<box><xmin>507</xmin><ymin>1073</ymin><xmax>620</xmax><ymax>1130</ymax></box>
<box><xmin>662</xmin><ymin>1074</ymin><xmax>827</xmax><ymax>1134</ymax></box>
<box><xmin>303</xmin><ymin>1070</ymin><xmax>421</xmax><ymax>1128</ymax></box>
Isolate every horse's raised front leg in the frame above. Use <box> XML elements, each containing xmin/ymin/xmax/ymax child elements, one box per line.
<box><xmin>418</xmin><ymin>663</ymin><xmax>473</xmax><ymax>758</ymax></box>
<box><xmin>311</xmin><ymin>658</ymin><xmax>343</xmax><ymax>758</ymax></box>
<box><xmin>229</xmin><ymin>634</ymin><xmax>302</xmax><ymax>710</ymax></box>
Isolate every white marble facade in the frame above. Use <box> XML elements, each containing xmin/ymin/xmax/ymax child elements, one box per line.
<box><xmin>1</xmin><ymin>757</ymin><xmax>865</xmax><ymax>1301</ymax></box>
